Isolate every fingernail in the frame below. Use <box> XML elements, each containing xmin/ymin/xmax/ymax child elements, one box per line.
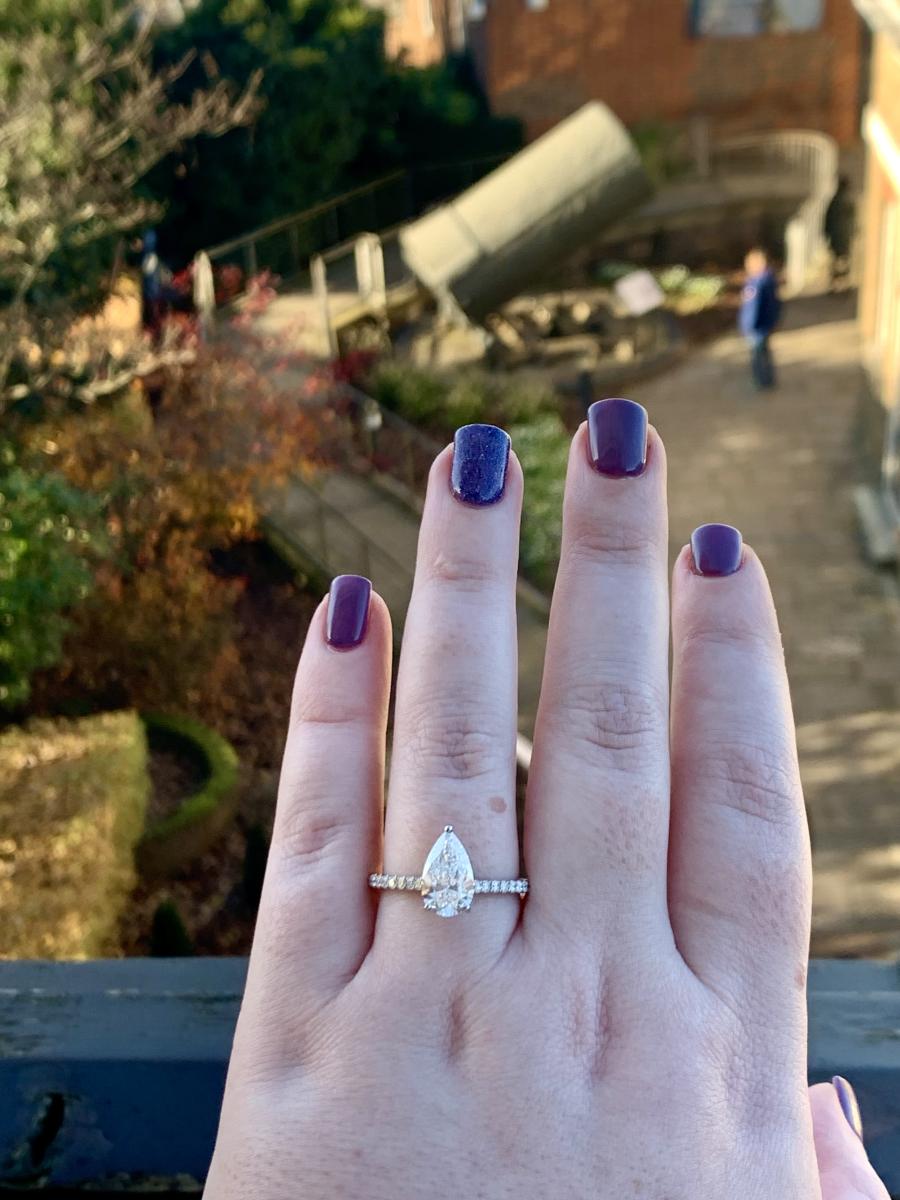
<box><xmin>690</xmin><ymin>523</ymin><xmax>743</xmax><ymax>577</ymax></box>
<box><xmin>326</xmin><ymin>575</ymin><xmax>371</xmax><ymax>649</ymax></box>
<box><xmin>587</xmin><ymin>397</ymin><xmax>648</xmax><ymax>477</ymax></box>
<box><xmin>833</xmin><ymin>1075</ymin><xmax>864</xmax><ymax>1142</ymax></box>
<box><xmin>451</xmin><ymin>424</ymin><xmax>511</xmax><ymax>506</ymax></box>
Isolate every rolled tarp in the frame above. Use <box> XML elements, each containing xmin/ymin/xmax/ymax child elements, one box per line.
<box><xmin>399</xmin><ymin>102</ymin><xmax>653</xmax><ymax>322</ymax></box>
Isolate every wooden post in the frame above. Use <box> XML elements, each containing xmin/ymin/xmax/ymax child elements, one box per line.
<box><xmin>369</xmin><ymin>234</ymin><xmax>387</xmax><ymax>313</ymax></box>
<box><xmin>192</xmin><ymin>251</ymin><xmax>216</xmax><ymax>342</ymax></box>
<box><xmin>311</xmin><ymin>253</ymin><xmax>337</xmax><ymax>357</ymax></box>
<box><xmin>354</xmin><ymin>235</ymin><xmax>374</xmax><ymax>299</ymax></box>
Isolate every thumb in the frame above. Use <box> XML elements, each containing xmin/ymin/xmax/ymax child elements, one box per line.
<box><xmin>811</xmin><ymin>1078</ymin><xmax>890</xmax><ymax>1200</ymax></box>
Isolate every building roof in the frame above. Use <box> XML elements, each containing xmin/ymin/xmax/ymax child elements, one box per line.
<box><xmin>854</xmin><ymin>0</ymin><xmax>900</xmax><ymax>46</ymax></box>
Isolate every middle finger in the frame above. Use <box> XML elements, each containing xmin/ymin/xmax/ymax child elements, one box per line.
<box><xmin>525</xmin><ymin>399</ymin><xmax>672</xmax><ymax>950</ymax></box>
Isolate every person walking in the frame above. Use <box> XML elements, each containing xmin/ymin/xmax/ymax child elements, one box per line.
<box><xmin>739</xmin><ymin>247</ymin><xmax>781</xmax><ymax>390</ymax></box>
<box><xmin>824</xmin><ymin>175</ymin><xmax>856</xmax><ymax>287</ymax></box>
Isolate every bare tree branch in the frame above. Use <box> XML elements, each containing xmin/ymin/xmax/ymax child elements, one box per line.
<box><xmin>0</xmin><ymin>5</ymin><xmax>262</xmax><ymax>404</ymax></box>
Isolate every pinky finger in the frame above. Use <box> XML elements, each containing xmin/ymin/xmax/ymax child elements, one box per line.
<box><xmin>811</xmin><ymin>1080</ymin><xmax>890</xmax><ymax>1199</ymax></box>
<box><xmin>238</xmin><ymin>577</ymin><xmax>392</xmax><ymax>1058</ymax></box>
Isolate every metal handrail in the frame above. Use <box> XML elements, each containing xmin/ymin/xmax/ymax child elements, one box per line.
<box><xmin>354</xmin><ymin>389</ymin><xmax>441</xmax><ymax>497</ymax></box>
<box><xmin>708</xmin><ymin>130</ymin><xmax>838</xmax><ymax>293</ymax></box>
<box><xmin>200</xmin><ymin>154</ymin><xmax>512</xmax><ymax>284</ymax></box>
<box><xmin>203</xmin><ymin>173</ymin><xmax>407</xmax><ymax>262</ymax></box>
<box><xmin>277</xmin><ymin>471</ymin><xmax>415</xmax><ymax>584</ymax></box>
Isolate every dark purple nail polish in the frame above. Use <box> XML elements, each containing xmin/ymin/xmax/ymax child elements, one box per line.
<box><xmin>451</xmin><ymin>424</ymin><xmax>511</xmax><ymax>506</ymax></box>
<box><xmin>587</xmin><ymin>397</ymin><xmax>648</xmax><ymax>478</ymax></box>
<box><xmin>326</xmin><ymin>575</ymin><xmax>371</xmax><ymax>649</ymax></box>
<box><xmin>690</xmin><ymin>523</ymin><xmax>743</xmax><ymax>577</ymax></box>
<box><xmin>833</xmin><ymin>1076</ymin><xmax>864</xmax><ymax>1142</ymax></box>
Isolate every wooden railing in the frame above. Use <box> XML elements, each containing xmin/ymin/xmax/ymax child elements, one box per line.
<box><xmin>1</xmin><ymin>957</ymin><xmax>898</xmax><ymax>1193</ymax></box>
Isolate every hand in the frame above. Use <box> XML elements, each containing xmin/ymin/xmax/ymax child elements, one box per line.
<box><xmin>205</xmin><ymin>405</ymin><xmax>888</xmax><ymax>1198</ymax></box>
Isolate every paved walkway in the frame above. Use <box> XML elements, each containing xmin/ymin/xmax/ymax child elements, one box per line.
<box><xmin>631</xmin><ymin>293</ymin><xmax>900</xmax><ymax>959</ymax></box>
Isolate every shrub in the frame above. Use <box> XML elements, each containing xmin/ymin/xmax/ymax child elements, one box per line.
<box><xmin>367</xmin><ymin>361</ymin><xmax>450</xmax><ymax>431</ymax></box>
<box><xmin>137</xmin><ymin>712</ymin><xmax>240</xmax><ymax>878</ymax></box>
<box><xmin>0</xmin><ymin>711</ymin><xmax>148</xmax><ymax>958</ymax></box>
<box><xmin>0</xmin><ymin>449</ymin><xmax>104</xmax><ymax>709</ymax></box>
<box><xmin>22</xmin><ymin>335</ymin><xmax>321</xmax><ymax>720</ymax></box>
<box><xmin>368</xmin><ymin>363</ymin><xmax>557</xmax><ymax>437</ymax></box>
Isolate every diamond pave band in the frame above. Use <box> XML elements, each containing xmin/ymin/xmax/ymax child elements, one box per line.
<box><xmin>369</xmin><ymin>825</ymin><xmax>528</xmax><ymax>918</ymax></box>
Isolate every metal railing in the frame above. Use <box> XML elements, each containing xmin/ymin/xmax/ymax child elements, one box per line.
<box><xmin>341</xmin><ymin>383</ymin><xmax>440</xmax><ymax>498</ymax></box>
<box><xmin>199</xmin><ymin>129</ymin><xmax>838</xmax><ymax>329</ymax></box>
<box><xmin>200</xmin><ymin>155</ymin><xmax>511</xmax><ymax>298</ymax></box>
<box><xmin>709</xmin><ymin>131</ymin><xmax>838</xmax><ymax>293</ymax></box>
<box><xmin>264</xmin><ymin>473</ymin><xmax>414</xmax><ymax>593</ymax></box>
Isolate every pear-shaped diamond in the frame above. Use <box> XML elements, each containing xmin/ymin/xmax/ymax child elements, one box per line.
<box><xmin>421</xmin><ymin>826</ymin><xmax>475</xmax><ymax>917</ymax></box>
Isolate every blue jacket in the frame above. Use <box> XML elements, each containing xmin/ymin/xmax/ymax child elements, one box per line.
<box><xmin>739</xmin><ymin>269</ymin><xmax>781</xmax><ymax>337</ymax></box>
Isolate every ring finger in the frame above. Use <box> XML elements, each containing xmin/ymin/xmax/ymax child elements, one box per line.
<box><xmin>376</xmin><ymin>425</ymin><xmax>524</xmax><ymax>956</ymax></box>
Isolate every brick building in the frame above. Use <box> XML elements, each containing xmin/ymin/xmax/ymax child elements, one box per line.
<box><xmin>379</xmin><ymin>0</ymin><xmax>864</xmax><ymax>145</ymax></box>
<box><xmin>856</xmin><ymin>1</ymin><xmax>900</xmax><ymax>420</ymax></box>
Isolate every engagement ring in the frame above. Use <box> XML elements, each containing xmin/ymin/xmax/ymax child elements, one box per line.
<box><xmin>369</xmin><ymin>825</ymin><xmax>528</xmax><ymax>918</ymax></box>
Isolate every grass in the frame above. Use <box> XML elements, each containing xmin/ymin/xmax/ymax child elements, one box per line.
<box><xmin>0</xmin><ymin>711</ymin><xmax>148</xmax><ymax>958</ymax></box>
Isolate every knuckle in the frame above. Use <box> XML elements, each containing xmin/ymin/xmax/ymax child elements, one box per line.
<box><xmin>548</xmin><ymin>676</ymin><xmax>665</xmax><ymax>771</ymax></box>
<box><xmin>402</xmin><ymin>698</ymin><xmax>501</xmax><ymax>783</ymax></box>
<box><xmin>704</xmin><ymin>740</ymin><xmax>802</xmax><ymax>832</ymax></box>
<box><xmin>292</xmin><ymin>692</ymin><xmax>369</xmax><ymax>730</ymax></box>
<box><xmin>274</xmin><ymin>800</ymin><xmax>356</xmax><ymax>873</ymax></box>
<box><xmin>681</xmin><ymin>621</ymin><xmax>784</xmax><ymax>668</ymax></box>
<box><xmin>422</xmin><ymin>548</ymin><xmax>504</xmax><ymax>593</ymax></box>
<box><xmin>698</xmin><ymin>742</ymin><xmax>810</xmax><ymax>938</ymax></box>
<box><xmin>565</xmin><ymin>511</ymin><xmax>662</xmax><ymax>568</ymax></box>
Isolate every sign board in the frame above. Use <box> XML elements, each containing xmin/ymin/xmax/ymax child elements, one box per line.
<box><xmin>614</xmin><ymin>269</ymin><xmax>665</xmax><ymax>316</ymax></box>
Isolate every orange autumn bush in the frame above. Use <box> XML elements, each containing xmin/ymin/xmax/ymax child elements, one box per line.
<box><xmin>26</xmin><ymin>334</ymin><xmax>323</xmax><ymax>720</ymax></box>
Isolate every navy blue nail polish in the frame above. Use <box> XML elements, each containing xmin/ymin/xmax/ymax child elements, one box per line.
<box><xmin>326</xmin><ymin>575</ymin><xmax>371</xmax><ymax>649</ymax></box>
<box><xmin>587</xmin><ymin>397</ymin><xmax>648</xmax><ymax>478</ymax></box>
<box><xmin>690</xmin><ymin>523</ymin><xmax>743</xmax><ymax>577</ymax></box>
<box><xmin>833</xmin><ymin>1076</ymin><xmax>864</xmax><ymax>1142</ymax></box>
<box><xmin>451</xmin><ymin>424</ymin><xmax>511</xmax><ymax>506</ymax></box>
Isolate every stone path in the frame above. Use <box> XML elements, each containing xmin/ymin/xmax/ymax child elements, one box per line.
<box><xmin>630</xmin><ymin>293</ymin><xmax>900</xmax><ymax>958</ymax></box>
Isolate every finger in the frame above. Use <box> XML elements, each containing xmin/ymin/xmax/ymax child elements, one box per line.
<box><xmin>669</xmin><ymin>529</ymin><xmax>811</xmax><ymax>1011</ymax></box>
<box><xmin>525</xmin><ymin>399</ymin><xmax>672</xmax><ymax>948</ymax></box>
<box><xmin>811</xmin><ymin>1079</ymin><xmax>890</xmax><ymax>1199</ymax></box>
<box><xmin>379</xmin><ymin>425</ymin><xmax>522</xmax><ymax>948</ymax></box>
<box><xmin>241</xmin><ymin>576</ymin><xmax>391</xmax><ymax>1047</ymax></box>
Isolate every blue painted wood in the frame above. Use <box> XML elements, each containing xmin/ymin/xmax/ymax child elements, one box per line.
<box><xmin>1</xmin><ymin>958</ymin><xmax>899</xmax><ymax>1193</ymax></box>
<box><xmin>0</xmin><ymin>960</ymin><xmax>245</xmax><ymax>1191</ymax></box>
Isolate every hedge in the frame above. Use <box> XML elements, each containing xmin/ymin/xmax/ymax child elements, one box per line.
<box><xmin>0</xmin><ymin>711</ymin><xmax>148</xmax><ymax>958</ymax></box>
<box><xmin>137</xmin><ymin>713</ymin><xmax>240</xmax><ymax>879</ymax></box>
